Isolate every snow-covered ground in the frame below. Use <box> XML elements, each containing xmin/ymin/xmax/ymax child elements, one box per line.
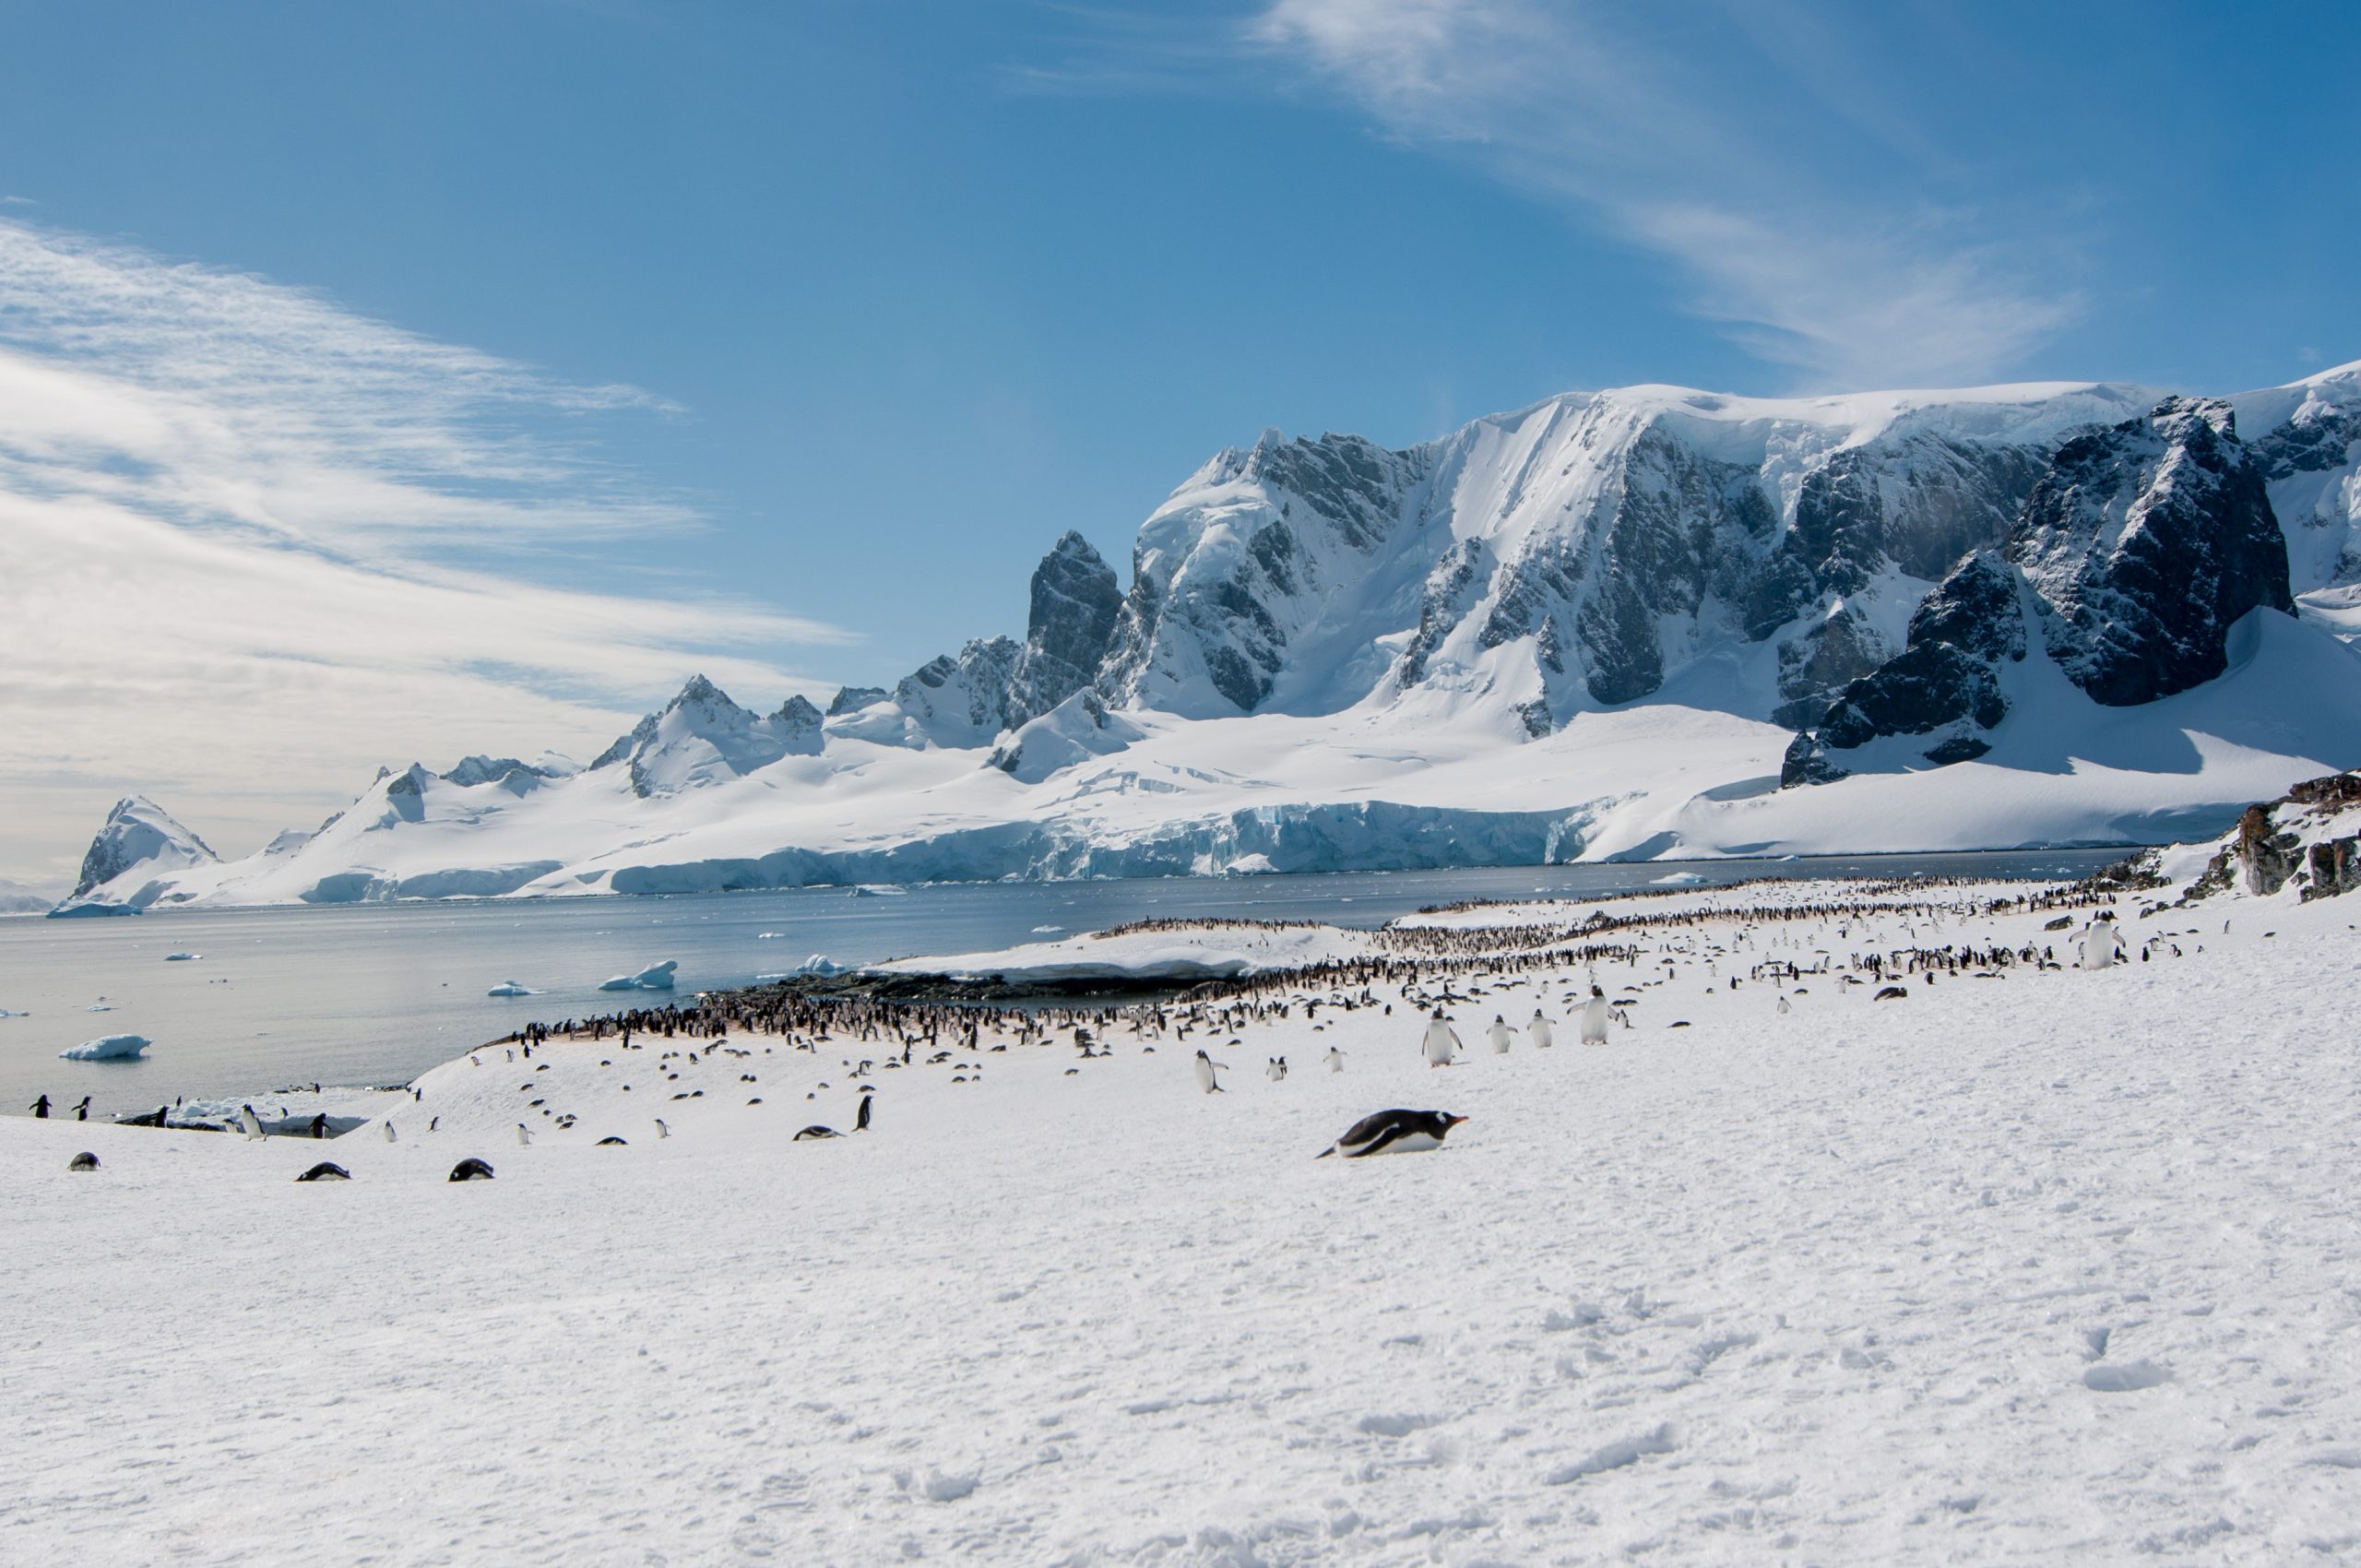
<box><xmin>9</xmin><ymin>849</ymin><xmax>2360</xmax><ymax>1564</ymax></box>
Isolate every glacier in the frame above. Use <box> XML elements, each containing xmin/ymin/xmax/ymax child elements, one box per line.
<box><xmin>52</xmin><ymin>362</ymin><xmax>2361</xmax><ymax>913</ymax></box>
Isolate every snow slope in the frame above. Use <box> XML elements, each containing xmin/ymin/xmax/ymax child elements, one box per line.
<box><xmin>8</xmin><ymin>876</ymin><xmax>2360</xmax><ymax>1563</ymax></box>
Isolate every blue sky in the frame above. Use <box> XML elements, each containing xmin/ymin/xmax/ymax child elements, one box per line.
<box><xmin>0</xmin><ymin>0</ymin><xmax>2352</xmax><ymax>880</ymax></box>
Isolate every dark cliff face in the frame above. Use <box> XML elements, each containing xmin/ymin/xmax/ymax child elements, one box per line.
<box><xmin>2010</xmin><ymin>397</ymin><xmax>2292</xmax><ymax>707</ymax></box>
<box><xmin>1780</xmin><ymin>552</ymin><xmax>2027</xmax><ymax>784</ymax></box>
<box><xmin>1781</xmin><ymin>399</ymin><xmax>2296</xmax><ymax>786</ymax></box>
<box><xmin>1011</xmin><ymin>531</ymin><xmax>1122</xmax><ymax>725</ymax></box>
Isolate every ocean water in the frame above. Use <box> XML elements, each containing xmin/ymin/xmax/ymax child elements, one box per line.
<box><xmin>0</xmin><ymin>850</ymin><xmax>2126</xmax><ymax>1118</ymax></box>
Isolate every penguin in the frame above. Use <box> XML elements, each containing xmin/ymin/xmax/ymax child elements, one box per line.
<box><xmin>2078</xmin><ymin>913</ymin><xmax>2126</xmax><ymax>972</ymax></box>
<box><xmin>856</xmin><ymin>1092</ymin><xmax>873</xmax><ymax>1132</ymax></box>
<box><xmin>1324</xmin><ymin>1045</ymin><xmax>1345</xmax><ymax>1073</ymax></box>
<box><xmin>1315</xmin><ymin>1109</ymin><xmax>1468</xmax><ymax>1159</ymax></box>
<box><xmin>793</xmin><ymin>1124</ymin><xmax>842</xmax><ymax>1140</ymax></box>
<box><xmin>1776</xmin><ymin>994</ymin><xmax>1792</xmax><ymax>1015</ymax></box>
<box><xmin>1580</xmin><ymin>986</ymin><xmax>1610</xmax><ymax>1046</ymax></box>
<box><xmin>1873</xmin><ymin>985</ymin><xmax>1907</xmax><ymax>1002</ymax></box>
<box><xmin>516</xmin><ymin>1123</ymin><xmax>533</xmax><ymax>1146</ymax></box>
<box><xmin>67</xmin><ymin>1150</ymin><xmax>99</xmax><ymax>1171</ymax></box>
<box><xmin>380</xmin><ymin>1117</ymin><xmax>397</xmax><ymax>1144</ymax></box>
<box><xmin>1266</xmin><ymin>1057</ymin><xmax>1287</xmax><ymax>1082</ymax></box>
<box><xmin>1528</xmin><ymin>1011</ymin><xmax>1553</xmax><ymax>1049</ymax></box>
<box><xmin>1193</xmin><ymin>1049</ymin><xmax>1224</xmax><ymax>1094</ymax></box>
<box><xmin>1487</xmin><ymin>1016</ymin><xmax>1515</xmax><ymax>1054</ymax></box>
<box><xmin>654</xmin><ymin>1118</ymin><xmax>670</xmax><ymax>1139</ymax></box>
<box><xmin>295</xmin><ymin>1161</ymin><xmax>351</xmax><ymax>1182</ymax></box>
<box><xmin>239</xmin><ymin>1104</ymin><xmax>267</xmax><ymax>1140</ymax></box>
<box><xmin>597</xmin><ymin>1136</ymin><xmax>628</xmax><ymax>1146</ymax></box>
<box><xmin>448</xmin><ymin>1157</ymin><xmax>495</xmax><ymax>1182</ymax></box>
<box><xmin>30</xmin><ymin>1095</ymin><xmax>50</xmax><ymax>1119</ymax></box>
<box><xmin>1420</xmin><ymin>1009</ymin><xmax>1461</xmax><ymax>1069</ymax></box>
<box><xmin>73</xmin><ymin>1096</ymin><xmax>91</xmax><ymax>1122</ymax></box>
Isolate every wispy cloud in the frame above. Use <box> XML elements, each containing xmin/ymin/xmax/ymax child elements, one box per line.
<box><xmin>0</xmin><ymin>219</ymin><xmax>850</xmax><ymax>881</ymax></box>
<box><xmin>1229</xmin><ymin>0</ymin><xmax>2081</xmax><ymax>388</ymax></box>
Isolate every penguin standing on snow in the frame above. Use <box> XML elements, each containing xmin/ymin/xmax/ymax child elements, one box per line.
<box><xmin>1421</xmin><ymin>1009</ymin><xmax>1461</xmax><ymax>1069</ymax></box>
<box><xmin>516</xmin><ymin>1123</ymin><xmax>532</xmax><ymax>1146</ymax></box>
<box><xmin>1580</xmin><ymin>986</ymin><xmax>1610</xmax><ymax>1046</ymax></box>
<box><xmin>1528</xmin><ymin>1011</ymin><xmax>1553</xmax><ymax>1049</ymax></box>
<box><xmin>2079</xmin><ymin>913</ymin><xmax>2126</xmax><ymax>971</ymax></box>
<box><xmin>1193</xmin><ymin>1049</ymin><xmax>1225</xmax><ymax>1094</ymax></box>
<box><xmin>1315</xmin><ymin>1109</ymin><xmax>1468</xmax><ymax>1158</ymax></box>
<box><xmin>73</xmin><ymin>1096</ymin><xmax>91</xmax><ymax>1122</ymax></box>
<box><xmin>239</xmin><ymin>1104</ymin><xmax>267</xmax><ymax>1140</ymax></box>
<box><xmin>29</xmin><ymin>1095</ymin><xmax>49</xmax><ymax>1120</ymax></box>
<box><xmin>1487</xmin><ymin>1016</ymin><xmax>1516</xmax><ymax>1054</ymax></box>
<box><xmin>654</xmin><ymin>1118</ymin><xmax>670</xmax><ymax>1139</ymax></box>
<box><xmin>1324</xmin><ymin>1045</ymin><xmax>1345</xmax><ymax>1073</ymax></box>
<box><xmin>1266</xmin><ymin>1057</ymin><xmax>1287</xmax><ymax>1082</ymax></box>
<box><xmin>383</xmin><ymin>1120</ymin><xmax>397</xmax><ymax>1144</ymax></box>
<box><xmin>856</xmin><ymin>1091</ymin><xmax>873</xmax><ymax>1132</ymax></box>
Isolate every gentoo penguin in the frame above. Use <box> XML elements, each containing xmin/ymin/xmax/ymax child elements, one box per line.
<box><xmin>73</xmin><ymin>1096</ymin><xmax>91</xmax><ymax>1122</ymax></box>
<box><xmin>2079</xmin><ymin>913</ymin><xmax>2126</xmax><ymax>971</ymax></box>
<box><xmin>1776</xmin><ymin>994</ymin><xmax>1791</xmax><ymax>1015</ymax></box>
<box><xmin>654</xmin><ymin>1118</ymin><xmax>670</xmax><ymax>1139</ymax></box>
<box><xmin>1315</xmin><ymin>1109</ymin><xmax>1468</xmax><ymax>1159</ymax></box>
<box><xmin>1192</xmin><ymin>1050</ymin><xmax>1224</xmax><ymax>1094</ymax></box>
<box><xmin>1324</xmin><ymin>1045</ymin><xmax>1345</xmax><ymax>1073</ymax></box>
<box><xmin>382</xmin><ymin>1120</ymin><xmax>397</xmax><ymax>1144</ymax></box>
<box><xmin>1529</xmin><ymin>1011</ymin><xmax>1553</xmax><ymax>1049</ymax></box>
<box><xmin>1487</xmin><ymin>1016</ymin><xmax>1515</xmax><ymax>1054</ymax></box>
<box><xmin>29</xmin><ymin>1095</ymin><xmax>49</xmax><ymax>1119</ymax></box>
<box><xmin>295</xmin><ymin>1161</ymin><xmax>351</xmax><ymax>1182</ymax></box>
<box><xmin>597</xmin><ymin>1136</ymin><xmax>628</xmax><ymax>1146</ymax></box>
<box><xmin>1266</xmin><ymin>1057</ymin><xmax>1287</xmax><ymax>1082</ymax></box>
<box><xmin>1420</xmin><ymin>1009</ymin><xmax>1461</xmax><ymax>1069</ymax></box>
<box><xmin>1873</xmin><ymin>985</ymin><xmax>1907</xmax><ymax>1002</ymax></box>
<box><xmin>66</xmin><ymin>1151</ymin><xmax>99</xmax><ymax>1172</ymax></box>
<box><xmin>793</xmin><ymin>1124</ymin><xmax>842</xmax><ymax>1140</ymax></box>
<box><xmin>856</xmin><ymin>1092</ymin><xmax>873</xmax><ymax>1132</ymax></box>
<box><xmin>516</xmin><ymin>1123</ymin><xmax>533</xmax><ymax>1146</ymax></box>
<box><xmin>239</xmin><ymin>1104</ymin><xmax>267</xmax><ymax>1140</ymax></box>
<box><xmin>447</xmin><ymin>1157</ymin><xmax>495</xmax><ymax>1182</ymax></box>
<box><xmin>1580</xmin><ymin>986</ymin><xmax>1610</xmax><ymax>1046</ymax></box>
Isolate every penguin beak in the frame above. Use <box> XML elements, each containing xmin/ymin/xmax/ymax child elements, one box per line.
<box><xmin>1447</xmin><ymin>1114</ymin><xmax>1469</xmax><ymax>1125</ymax></box>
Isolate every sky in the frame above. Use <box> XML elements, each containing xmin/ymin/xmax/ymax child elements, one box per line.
<box><xmin>0</xmin><ymin>0</ymin><xmax>2352</xmax><ymax>888</ymax></box>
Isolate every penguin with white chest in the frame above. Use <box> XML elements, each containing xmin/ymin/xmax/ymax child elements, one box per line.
<box><xmin>1580</xmin><ymin>986</ymin><xmax>1610</xmax><ymax>1046</ymax></box>
<box><xmin>1529</xmin><ymin>1010</ymin><xmax>1553</xmax><ymax>1049</ymax></box>
<box><xmin>1486</xmin><ymin>1015</ymin><xmax>1515</xmax><ymax>1054</ymax></box>
<box><xmin>1315</xmin><ymin>1109</ymin><xmax>1468</xmax><ymax>1159</ymax></box>
<box><xmin>1192</xmin><ymin>1049</ymin><xmax>1225</xmax><ymax>1094</ymax></box>
<box><xmin>1420</xmin><ymin>1010</ymin><xmax>1461</xmax><ymax>1069</ymax></box>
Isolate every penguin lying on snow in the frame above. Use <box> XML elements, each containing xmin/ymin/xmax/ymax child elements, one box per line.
<box><xmin>448</xmin><ymin>1158</ymin><xmax>495</xmax><ymax>1182</ymax></box>
<box><xmin>295</xmin><ymin>1161</ymin><xmax>351</xmax><ymax>1182</ymax></box>
<box><xmin>597</xmin><ymin>1136</ymin><xmax>628</xmax><ymax>1146</ymax></box>
<box><xmin>1316</xmin><ymin>1109</ymin><xmax>1468</xmax><ymax>1159</ymax></box>
<box><xmin>67</xmin><ymin>1151</ymin><xmax>100</xmax><ymax>1172</ymax></box>
<box><xmin>793</xmin><ymin>1124</ymin><xmax>843</xmax><ymax>1141</ymax></box>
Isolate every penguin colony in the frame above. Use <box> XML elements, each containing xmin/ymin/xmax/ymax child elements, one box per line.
<box><xmin>20</xmin><ymin>870</ymin><xmax>2174</xmax><ymax>1195</ymax></box>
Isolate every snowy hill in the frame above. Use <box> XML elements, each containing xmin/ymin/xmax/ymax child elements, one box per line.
<box><xmin>56</xmin><ymin>366</ymin><xmax>2361</xmax><ymax>910</ymax></box>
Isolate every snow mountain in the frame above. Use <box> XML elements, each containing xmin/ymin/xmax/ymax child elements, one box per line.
<box><xmin>53</xmin><ymin>363</ymin><xmax>2361</xmax><ymax>911</ymax></box>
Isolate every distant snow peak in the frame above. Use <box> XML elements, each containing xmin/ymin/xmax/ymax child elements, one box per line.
<box><xmin>594</xmin><ymin>673</ymin><xmax>825</xmax><ymax>797</ymax></box>
<box><xmin>66</xmin><ymin>796</ymin><xmax>218</xmax><ymax>903</ymax></box>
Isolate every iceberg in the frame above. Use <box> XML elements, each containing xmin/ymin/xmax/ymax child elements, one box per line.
<box><xmin>485</xmin><ymin>980</ymin><xmax>537</xmax><ymax>997</ymax></box>
<box><xmin>62</xmin><ymin>1033</ymin><xmax>152</xmax><ymax>1061</ymax></box>
<box><xmin>598</xmin><ymin>959</ymin><xmax>679</xmax><ymax>992</ymax></box>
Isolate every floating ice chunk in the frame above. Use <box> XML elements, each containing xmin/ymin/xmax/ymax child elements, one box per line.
<box><xmin>164</xmin><ymin>952</ymin><xmax>201</xmax><ymax>961</ymax></box>
<box><xmin>0</xmin><ymin>1007</ymin><xmax>26</xmax><ymax>1018</ymax></box>
<box><xmin>794</xmin><ymin>955</ymin><xmax>846</xmax><ymax>977</ymax></box>
<box><xmin>1651</xmin><ymin>872</ymin><xmax>1704</xmax><ymax>885</ymax></box>
<box><xmin>485</xmin><ymin>980</ymin><xmax>537</xmax><ymax>997</ymax></box>
<box><xmin>599</xmin><ymin>959</ymin><xmax>679</xmax><ymax>992</ymax></box>
<box><xmin>62</xmin><ymin>1033</ymin><xmax>152</xmax><ymax>1061</ymax></box>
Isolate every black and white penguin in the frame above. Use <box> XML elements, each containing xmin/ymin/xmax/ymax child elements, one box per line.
<box><xmin>67</xmin><ymin>1150</ymin><xmax>99</xmax><ymax>1171</ymax></box>
<box><xmin>793</xmin><ymin>1124</ymin><xmax>842</xmax><ymax>1141</ymax></box>
<box><xmin>295</xmin><ymin>1161</ymin><xmax>351</xmax><ymax>1182</ymax></box>
<box><xmin>1581</xmin><ymin>986</ymin><xmax>1610</xmax><ymax>1046</ymax></box>
<box><xmin>73</xmin><ymin>1096</ymin><xmax>91</xmax><ymax>1122</ymax></box>
<box><xmin>383</xmin><ymin>1120</ymin><xmax>397</xmax><ymax>1144</ymax></box>
<box><xmin>1420</xmin><ymin>1010</ymin><xmax>1460</xmax><ymax>1069</ymax></box>
<box><xmin>597</xmin><ymin>1136</ymin><xmax>628</xmax><ymax>1146</ymax></box>
<box><xmin>1324</xmin><ymin>1045</ymin><xmax>1345</xmax><ymax>1073</ymax></box>
<box><xmin>1528</xmin><ymin>1011</ymin><xmax>1553</xmax><ymax>1049</ymax></box>
<box><xmin>30</xmin><ymin>1095</ymin><xmax>50</xmax><ymax>1119</ymax></box>
<box><xmin>1314</xmin><ymin>1109</ymin><xmax>1468</xmax><ymax>1159</ymax></box>
<box><xmin>856</xmin><ymin>1092</ymin><xmax>873</xmax><ymax>1132</ymax></box>
<box><xmin>654</xmin><ymin>1118</ymin><xmax>670</xmax><ymax>1138</ymax></box>
<box><xmin>1192</xmin><ymin>1049</ymin><xmax>1224</xmax><ymax>1094</ymax></box>
<box><xmin>239</xmin><ymin>1104</ymin><xmax>267</xmax><ymax>1140</ymax></box>
<box><xmin>1265</xmin><ymin>1057</ymin><xmax>1287</xmax><ymax>1082</ymax></box>
<box><xmin>516</xmin><ymin>1123</ymin><xmax>533</xmax><ymax>1146</ymax></box>
<box><xmin>1487</xmin><ymin>1016</ymin><xmax>1515</xmax><ymax>1054</ymax></box>
<box><xmin>448</xmin><ymin>1157</ymin><xmax>495</xmax><ymax>1182</ymax></box>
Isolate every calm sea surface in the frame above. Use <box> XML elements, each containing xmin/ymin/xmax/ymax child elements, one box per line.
<box><xmin>0</xmin><ymin>850</ymin><xmax>2127</xmax><ymax>1118</ymax></box>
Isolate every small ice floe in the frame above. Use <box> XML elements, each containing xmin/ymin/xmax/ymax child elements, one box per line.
<box><xmin>0</xmin><ymin>1007</ymin><xmax>26</xmax><ymax>1018</ymax></box>
<box><xmin>1031</xmin><ymin>925</ymin><xmax>1065</xmax><ymax>934</ymax></box>
<box><xmin>485</xmin><ymin>980</ymin><xmax>537</xmax><ymax>997</ymax></box>
<box><xmin>61</xmin><ymin>1033</ymin><xmax>151</xmax><ymax>1062</ymax></box>
<box><xmin>599</xmin><ymin>959</ymin><xmax>679</xmax><ymax>992</ymax></box>
<box><xmin>86</xmin><ymin>1003</ymin><xmax>114</xmax><ymax>1013</ymax></box>
<box><xmin>755</xmin><ymin>932</ymin><xmax>785</xmax><ymax>940</ymax></box>
<box><xmin>797</xmin><ymin>955</ymin><xmax>845</xmax><ymax>976</ymax></box>
<box><xmin>1651</xmin><ymin>872</ymin><xmax>1705</xmax><ymax>886</ymax></box>
<box><xmin>165</xmin><ymin>952</ymin><xmax>201</xmax><ymax>961</ymax></box>
<box><xmin>850</xmin><ymin>884</ymin><xmax>905</xmax><ymax>897</ymax></box>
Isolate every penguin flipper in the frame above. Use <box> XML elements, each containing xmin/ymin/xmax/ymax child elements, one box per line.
<box><xmin>1341</xmin><ymin>1128</ymin><xmax>1401</xmax><ymax>1158</ymax></box>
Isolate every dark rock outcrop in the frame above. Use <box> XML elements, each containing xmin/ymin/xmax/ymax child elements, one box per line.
<box><xmin>1009</xmin><ymin>531</ymin><xmax>1123</xmax><ymax>726</ymax></box>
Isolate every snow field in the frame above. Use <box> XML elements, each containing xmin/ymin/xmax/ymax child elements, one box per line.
<box><xmin>6</xmin><ymin>882</ymin><xmax>2360</xmax><ymax>1564</ymax></box>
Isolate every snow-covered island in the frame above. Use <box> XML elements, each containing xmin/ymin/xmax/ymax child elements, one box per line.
<box><xmin>48</xmin><ymin>366</ymin><xmax>2361</xmax><ymax>916</ymax></box>
<box><xmin>12</xmin><ymin>780</ymin><xmax>2361</xmax><ymax>1562</ymax></box>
